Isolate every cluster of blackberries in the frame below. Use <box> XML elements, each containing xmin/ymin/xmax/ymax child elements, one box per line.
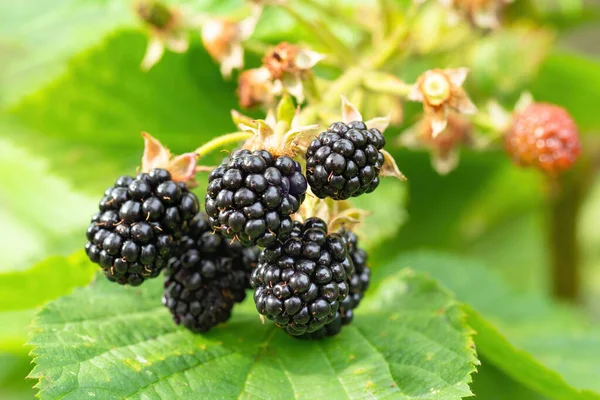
<box><xmin>86</xmin><ymin>121</ymin><xmax>382</xmax><ymax>337</ymax></box>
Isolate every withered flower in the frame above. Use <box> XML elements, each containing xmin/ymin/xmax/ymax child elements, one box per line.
<box><xmin>237</xmin><ymin>67</ymin><xmax>275</xmax><ymax>109</ymax></box>
<box><xmin>201</xmin><ymin>8</ymin><xmax>261</xmax><ymax>78</ymax></box>
<box><xmin>408</xmin><ymin>68</ymin><xmax>477</xmax><ymax>137</ymax></box>
<box><xmin>399</xmin><ymin>113</ymin><xmax>472</xmax><ymax>175</ymax></box>
<box><xmin>135</xmin><ymin>0</ymin><xmax>194</xmax><ymax>71</ymax></box>
<box><xmin>263</xmin><ymin>42</ymin><xmax>325</xmax><ymax>103</ymax></box>
<box><xmin>440</xmin><ymin>0</ymin><xmax>511</xmax><ymax>29</ymax></box>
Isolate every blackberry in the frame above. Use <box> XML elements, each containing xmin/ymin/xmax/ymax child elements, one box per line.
<box><xmin>251</xmin><ymin>217</ymin><xmax>354</xmax><ymax>336</ymax></box>
<box><xmin>299</xmin><ymin>228</ymin><xmax>371</xmax><ymax>339</ymax></box>
<box><xmin>205</xmin><ymin>149</ymin><xmax>307</xmax><ymax>247</ymax></box>
<box><xmin>163</xmin><ymin>213</ymin><xmax>259</xmax><ymax>333</ymax></box>
<box><xmin>85</xmin><ymin>168</ymin><xmax>199</xmax><ymax>285</ymax></box>
<box><xmin>306</xmin><ymin>121</ymin><xmax>385</xmax><ymax>200</ymax></box>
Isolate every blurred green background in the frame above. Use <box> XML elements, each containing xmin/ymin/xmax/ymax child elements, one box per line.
<box><xmin>1</xmin><ymin>0</ymin><xmax>600</xmax><ymax>398</ymax></box>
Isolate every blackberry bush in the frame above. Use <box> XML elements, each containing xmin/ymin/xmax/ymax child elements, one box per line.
<box><xmin>85</xmin><ymin>168</ymin><xmax>199</xmax><ymax>285</ymax></box>
<box><xmin>306</xmin><ymin>121</ymin><xmax>386</xmax><ymax>200</ymax></box>
<box><xmin>205</xmin><ymin>149</ymin><xmax>307</xmax><ymax>247</ymax></box>
<box><xmin>251</xmin><ymin>217</ymin><xmax>354</xmax><ymax>336</ymax></box>
<box><xmin>163</xmin><ymin>213</ymin><xmax>259</xmax><ymax>332</ymax></box>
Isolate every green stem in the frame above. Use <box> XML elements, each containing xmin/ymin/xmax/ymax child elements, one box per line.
<box><xmin>280</xmin><ymin>3</ymin><xmax>354</xmax><ymax>64</ymax></box>
<box><xmin>298</xmin><ymin>0</ymin><xmax>367</xmax><ymax>30</ymax></box>
<box><xmin>547</xmin><ymin>173</ymin><xmax>581</xmax><ymax>302</ymax></box>
<box><xmin>368</xmin><ymin>4</ymin><xmax>417</xmax><ymax>68</ymax></box>
<box><xmin>194</xmin><ymin>132</ymin><xmax>253</xmax><ymax>156</ymax></box>
<box><xmin>362</xmin><ymin>72</ymin><xmax>411</xmax><ymax>96</ymax></box>
<box><xmin>546</xmin><ymin>151</ymin><xmax>595</xmax><ymax>302</ymax></box>
<box><xmin>377</xmin><ymin>0</ymin><xmax>395</xmax><ymax>36</ymax></box>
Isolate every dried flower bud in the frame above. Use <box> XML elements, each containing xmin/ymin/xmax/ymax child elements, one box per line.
<box><xmin>409</xmin><ymin>68</ymin><xmax>477</xmax><ymax>137</ymax></box>
<box><xmin>237</xmin><ymin>67</ymin><xmax>275</xmax><ymax>109</ymax></box>
<box><xmin>135</xmin><ymin>0</ymin><xmax>174</xmax><ymax>29</ymax></box>
<box><xmin>262</xmin><ymin>42</ymin><xmax>325</xmax><ymax>103</ymax></box>
<box><xmin>263</xmin><ymin>42</ymin><xmax>301</xmax><ymax>79</ymax></box>
<box><xmin>444</xmin><ymin>0</ymin><xmax>510</xmax><ymax>29</ymax></box>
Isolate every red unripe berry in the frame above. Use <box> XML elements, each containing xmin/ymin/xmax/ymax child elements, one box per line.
<box><xmin>505</xmin><ymin>103</ymin><xmax>581</xmax><ymax>174</ymax></box>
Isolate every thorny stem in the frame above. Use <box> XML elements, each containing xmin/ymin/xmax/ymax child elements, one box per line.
<box><xmin>194</xmin><ymin>132</ymin><xmax>253</xmax><ymax>156</ymax></box>
<box><xmin>279</xmin><ymin>3</ymin><xmax>355</xmax><ymax>65</ymax></box>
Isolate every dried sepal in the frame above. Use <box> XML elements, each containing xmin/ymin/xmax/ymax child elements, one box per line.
<box><xmin>141</xmin><ymin>132</ymin><xmax>198</xmax><ymax>186</ymax></box>
<box><xmin>380</xmin><ymin>150</ymin><xmax>407</xmax><ymax>180</ymax></box>
<box><xmin>328</xmin><ymin>208</ymin><xmax>371</xmax><ymax>233</ymax></box>
<box><xmin>341</xmin><ymin>94</ymin><xmax>363</xmax><ymax>123</ymax></box>
<box><xmin>364</xmin><ymin>115</ymin><xmax>391</xmax><ymax>134</ymax></box>
<box><xmin>169</xmin><ymin>153</ymin><xmax>199</xmax><ymax>184</ymax></box>
<box><xmin>142</xmin><ymin>131</ymin><xmax>171</xmax><ymax>171</ymax></box>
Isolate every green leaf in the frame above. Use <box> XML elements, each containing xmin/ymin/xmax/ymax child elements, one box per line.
<box><xmin>382</xmin><ymin>251</ymin><xmax>600</xmax><ymax>398</ymax></box>
<box><xmin>0</xmin><ymin>137</ymin><xmax>95</xmax><ymax>271</ymax></box>
<box><xmin>0</xmin><ymin>253</ymin><xmax>96</xmax><ymax>354</ymax></box>
<box><xmin>0</xmin><ymin>252</ymin><xmax>96</xmax><ymax>312</ymax></box>
<box><xmin>530</xmin><ymin>52</ymin><xmax>600</xmax><ymax>132</ymax></box>
<box><xmin>469</xmin><ymin>27</ymin><xmax>553</xmax><ymax>97</ymax></box>
<box><xmin>0</xmin><ymin>353</ymin><xmax>36</xmax><ymax>400</ymax></box>
<box><xmin>0</xmin><ymin>0</ymin><xmax>249</xmax><ymax>107</ymax></box>
<box><xmin>29</xmin><ymin>270</ymin><xmax>477</xmax><ymax>399</ymax></box>
<box><xmin>471</xmin><ymin>356</ymin><xmax>548</xmax><ymax>400</ymax></box>
<box><xmin>8</xmin><ymin>29</ymin><xmax>241</xmax><ymax>193</ymax></box>
<box><xmin>465</xmin><ymin>308</ymin><xmax>599</xmax><ymax>400</ymax></box>
<box><xmin>352</xmin><ymin>179</ymin><xmax>407</xmax><ymax>252</ymax></box>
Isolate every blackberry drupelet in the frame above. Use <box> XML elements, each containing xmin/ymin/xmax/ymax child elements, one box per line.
<box><xmin>251</xmin><ymin>217</ymin><xmax>354</xmax><ymax>336</ymax></box>
<box><xmin>205</xmin><ymin>149</ymin><xmax>307</xmax><ymax>247</ymax></box>
<box><xmin>299</xmin><ymin>228</ymin><xmax>371</xmax><ymax>339</ymax></box>
<box><xmin>306</xmin><ymin>121</ymin><xmax>385</xmax><ymax>200</ymax></box>
<box><xmin>163</xmin><ymin>213</ymin><xmax>259</xmax><ymax>333</ymax></box>
<box><xmin>85</xmin><ymin>168</ymin><xmax>199</xmax><ymax>285</ymax></box>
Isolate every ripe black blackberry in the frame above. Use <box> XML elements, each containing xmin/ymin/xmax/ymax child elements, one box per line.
<box><xmin>205</xmin><ymin>149</ymin><xmax>307</xmax><ymax>247</ymax></box>
<box><xmin>299</xmin><ymin>228</ymin><xmax>371</xmax><ymax>339</ymax></box>
<box><xmin>251</xmin><ymin>217</ymin><xmax>354</xmax><ymax>336</ymax></box>
<box><xmin>306</xmin><ymin>121</ymin><xmax>385</xmax><ymax>200</ymax></box>
<box><xmin>163</xmin><ymin>213</ymin><xmax>259</xmax><ymax>333</ymax></box>
<box><xmin>85</xmin><ymin>168</ymin><xmax>199</xmax><ymax>286</ymax></box>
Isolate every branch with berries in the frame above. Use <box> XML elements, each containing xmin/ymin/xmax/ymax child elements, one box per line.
<box><xmin>82</xmin><ymin>0</ymin><xmax>585</xmax><ymax>338</ymax></box>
